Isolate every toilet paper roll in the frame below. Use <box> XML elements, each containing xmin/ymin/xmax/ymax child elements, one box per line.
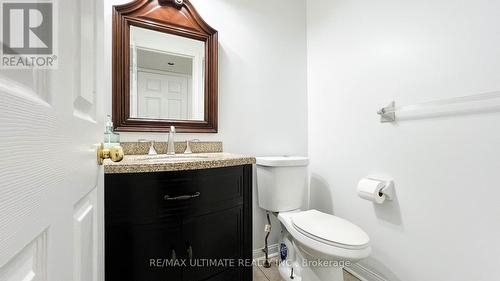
<box><xmin>357</xmin><ymin>178</ymin><xmax>386</xmax><ymax>204</ymax></box>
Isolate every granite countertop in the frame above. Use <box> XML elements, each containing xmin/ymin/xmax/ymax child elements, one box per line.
<box><xmin>104</xmin><ymin>153</ymin><xmax>256</xmax><ymax>174</ymax></box>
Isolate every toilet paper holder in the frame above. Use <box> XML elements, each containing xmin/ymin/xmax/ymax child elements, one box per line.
<box><xmin>375</xmin><ymin>179</ymin><xmax>395</xmax><ymax>200</ymax></box>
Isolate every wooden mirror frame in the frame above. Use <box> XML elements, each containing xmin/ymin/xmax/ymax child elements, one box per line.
<box><xmin>113</xmin><ymin>0</ymin><xmax>218</xmax><ymax>133</ymax></box>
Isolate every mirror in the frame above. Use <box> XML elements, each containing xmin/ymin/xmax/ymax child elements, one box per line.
<box><xmin>129</xmin><ymin>26</ymin><xmax>205</xmax><ymax>121</ymax></box>
<box><xmin>113</xmin><ymin>0</ymin><xmax>218</xmax><ymax>133</ymax></box>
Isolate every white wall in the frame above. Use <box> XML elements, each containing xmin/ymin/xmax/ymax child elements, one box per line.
<box><xmin>103</xmin><ymin>0</ymin><xmax>308</xmax><ymax>249</ymax></box>
<box><xmin>307</xmin><ymin>1</ymin><xmax>500</xmax><ymax>280</ymax></box>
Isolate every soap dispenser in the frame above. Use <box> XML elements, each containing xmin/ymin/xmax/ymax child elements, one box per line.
<box><xmin>104</xmin><ymin>115</ymin><xmax>120</xmax><ymax>149</ymax></box>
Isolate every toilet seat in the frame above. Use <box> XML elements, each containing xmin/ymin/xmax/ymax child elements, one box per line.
<box><xmin>291</xmin><ymin>210</ymin><xmax>370</xmax><ymax>250</ymax></box>
<box><xmin>278</xmin><ymin>210</ymin><xmax>371</xmax><ymax>262</ymax></box>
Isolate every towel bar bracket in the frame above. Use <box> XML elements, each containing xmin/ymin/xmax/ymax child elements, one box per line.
<box><xmin>377</xmin><ymin>101</ymin><xmax>396</xmax><ymax>122</ymax></box>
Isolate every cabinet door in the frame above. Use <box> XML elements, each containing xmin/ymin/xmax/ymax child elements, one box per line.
<box><xmin>181</xmin><ymin>206</ymin><xmax>244</xmax><ymax>281</ymax></box>
<box><xmin>105</xmin><ymin>223</ymin><xmax>182</xmax><ymax>281</ymax></box>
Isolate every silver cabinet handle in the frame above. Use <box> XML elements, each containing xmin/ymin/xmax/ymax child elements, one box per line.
<box><xmin>171</xmin><ymin>249</ymin><xmax>177</xmax><ymax>262</ymax></box>
<box><xmin>187</xmin><ymin>245</ymin><xmax>193</xmax><ymax>260</ymax></box>
<box><xmin>164</xmin><ymin>192</ymin><xmax>200</xmax><ymax>201</ymax></box>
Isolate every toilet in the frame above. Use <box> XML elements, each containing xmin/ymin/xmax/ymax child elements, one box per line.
<box><xmin>256</xmin><ymin>156</ymin><xmax>371</xmax><ymax>281</ymax></box>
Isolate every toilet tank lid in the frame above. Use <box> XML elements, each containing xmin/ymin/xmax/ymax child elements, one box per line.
<box><xmin>256</xmin><ymin>156</ymin><xmax>309</xmax><ymax>167</ymax></box>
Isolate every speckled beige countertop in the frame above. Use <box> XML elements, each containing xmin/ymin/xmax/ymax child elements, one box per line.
<box><xmin>104</xmin><ymin>153</ymin><xmax>256</xmax><ymax>174</ymax></box>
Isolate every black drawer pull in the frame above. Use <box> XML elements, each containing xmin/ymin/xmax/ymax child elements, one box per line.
<box><xmin>164</xmin><ymin>192</ymin><xmax>201</xmax><ymax>201</ymax></box>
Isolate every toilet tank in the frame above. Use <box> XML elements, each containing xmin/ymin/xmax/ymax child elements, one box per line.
<box><xmin>256</xmin><ymin>156</ymin><xmax>309</xmax><ymax>212</ymax></box>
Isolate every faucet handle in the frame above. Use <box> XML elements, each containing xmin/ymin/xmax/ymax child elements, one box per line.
<box><xmin>148</xmin><ymin>141</ymin><xmax>157</xmax><ymax>155</ymax></box>
<box><xmin>184</xmin><ymin>139</ymin><xmax>200</xmax><ymax>154</ymax></box>
<box><xmin>138</xmin><ymin>139</ymin><xmax>157</xmax><ymax>155</ymax></box>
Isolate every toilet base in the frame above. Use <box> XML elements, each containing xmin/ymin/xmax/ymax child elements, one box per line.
<box><xmin>278</xmin><ymin>235</ymin><xmax>345</xmax><ymax>281</ymax></box>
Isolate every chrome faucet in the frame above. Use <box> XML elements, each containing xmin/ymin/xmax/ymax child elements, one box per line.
<box><xmin>167</xmin><ymin>126</ymin><xmax>176</xmax><ymax>155</ymax></box>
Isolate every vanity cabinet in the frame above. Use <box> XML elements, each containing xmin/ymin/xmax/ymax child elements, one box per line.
<box><xmin>105</xmin><ymin>165</ymin><xmax>252</xmax><ymax>281</ymax></box>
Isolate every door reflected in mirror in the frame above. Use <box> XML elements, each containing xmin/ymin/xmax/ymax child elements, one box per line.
<box><xmin>129</xmin><ymin>26</ymin><xmax>205</xmax><ymax>121</ymax></box>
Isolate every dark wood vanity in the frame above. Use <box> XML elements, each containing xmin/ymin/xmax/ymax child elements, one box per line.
<box><xmin>105</xmin><ymin>165</ymin><xmax>253</xmax><ymax>281</ymax></box>
<box><xmin>107</xmin><ymin>0</ymin><xmax>253</xmax><ymax>277</ymax></box>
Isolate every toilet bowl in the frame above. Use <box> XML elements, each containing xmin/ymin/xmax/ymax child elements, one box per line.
<box><xmin>256</xmin><ymin>156</ymin><xmax>371</xmax><ymax>281</ymax></box>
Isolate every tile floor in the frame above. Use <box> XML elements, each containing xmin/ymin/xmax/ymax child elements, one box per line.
<box><xmin>253</xmin><ymin>258</ymin><xmax>360</xmax><ymax>281</ymax></box>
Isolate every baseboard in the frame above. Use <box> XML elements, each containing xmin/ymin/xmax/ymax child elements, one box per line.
<box><xmin>253</xmin><ymin>243</ymin><xmax>280</xmax><ymax>260</ymax></box>
<box><xmin>254</xmin><ymin>245</ymin><xmax>387</xmax><ymax>281</ymax></box>
<box><xmin>346</xmin><ymin>263</ymin><xmax>387</xmax><ymax>281</ymax></box>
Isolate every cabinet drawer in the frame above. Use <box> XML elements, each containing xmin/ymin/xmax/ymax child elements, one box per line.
<box><xmin>105</xmin><ymin>166</ymin><xmax>246</xmax><ymax>225</ymax></box>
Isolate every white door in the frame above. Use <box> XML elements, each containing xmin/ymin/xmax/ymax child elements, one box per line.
<box><xmin>137</xmin><ymin>70</ymin><xmax>189</xmax><ymax>119</ymax></box>
<box><xmin>0</xmin><ymin>1</ymin><xmax>104</xmax><ymax>281</ymax></box>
